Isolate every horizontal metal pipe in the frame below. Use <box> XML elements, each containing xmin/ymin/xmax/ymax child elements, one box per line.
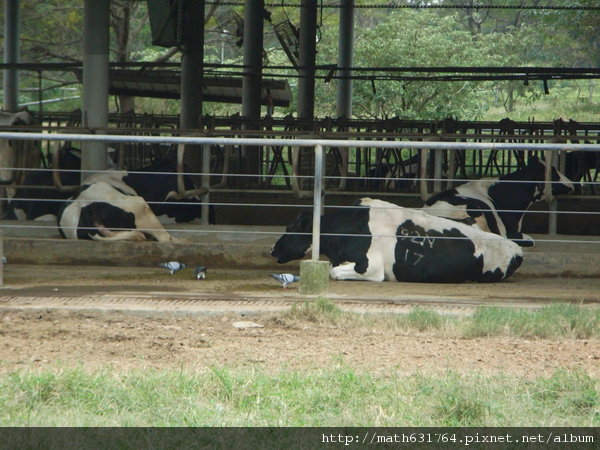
<box><xmin>1</xmin><ymin>132</ymin><xmax>600</xmax><ymax>152</ymax></box>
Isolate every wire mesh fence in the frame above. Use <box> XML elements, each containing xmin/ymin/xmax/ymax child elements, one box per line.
<box><xmin>0</xmin><ymin>131</ymin><xmax>599</xmax><ymax>250</ymax></box>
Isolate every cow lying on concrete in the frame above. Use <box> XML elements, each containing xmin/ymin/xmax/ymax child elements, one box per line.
<box><xmin>57</xmin><ymin>160</ymin><xmax>208</xmax><ymax>242</ymax></box>
<box><xmin>4</xmin><ymin>146</ymin><xmax>85</xmax><ymax>221</ymax></box>
<box><xmin>271</xmin><ymin>198</ymin><xmax>523</xmax><ymax>283</ymax></box>
<box><xmin>422</xmin><ymin>156</ymin><xmax>574</xmax><ymax>247</ymax></box>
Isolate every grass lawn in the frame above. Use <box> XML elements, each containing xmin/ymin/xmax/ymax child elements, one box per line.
<box><xmin>1</xmin><ymin>301</ymin><xmax>598</xmax><ymax>427</ymax></box>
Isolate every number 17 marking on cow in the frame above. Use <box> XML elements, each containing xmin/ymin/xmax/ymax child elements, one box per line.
<box><xmin>404</xmin><ymin>249</ymin><xmax>425</xmax><ymax>266</ymax></box>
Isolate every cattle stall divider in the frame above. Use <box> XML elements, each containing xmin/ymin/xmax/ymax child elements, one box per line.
<box><xmin>1</xmin><ymin>131</ymin><xmax>600</xmax><ymax>292</ymax></box>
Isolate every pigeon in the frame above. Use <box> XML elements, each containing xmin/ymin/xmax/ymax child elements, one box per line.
<box><xmin>158</xmin><ymin>261</ymin><xmax>186</xmax><ymax>275</ymax></box>
<box><xmin>194</xmin><ymin>266</ymin><xmax>207</xmax><ymax>280</ymax></box>
<box><xmin>270</xmin><ymin>273</ymin><xmax>299</xmax><ymax>288</ymax></box>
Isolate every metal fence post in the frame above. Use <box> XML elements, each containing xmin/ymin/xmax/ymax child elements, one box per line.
<box><xmin>311</xmin><ymin>144</ymin><xmax>324</xmax><ymax>260</ymax></box>
<box><xmin>201</xmin><ymin>143</ymin><xmax>211</xmax><ymax>225</ymax></box>
<box><xmin>545</xmin><ymin>149</ymin><xmax>558</xmax><ymax>235</ymax></box>
<box><xmin>0</xmin><ymin>231</ymin><xmax>4</xmax><ymax>287</ymax></box>
<box><xmin>299</xmin><ymin>143</ymin><xmax>330</xmax><ymax>295</ymax></box>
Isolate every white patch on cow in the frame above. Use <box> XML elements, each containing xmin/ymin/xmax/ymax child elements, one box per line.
<box><xmin>330</xmin><ymin>261</ymin><xmax>384</xmax><ymax>282</ymax></box>
<box><xmin>59</xmin><ymin>181</ymin><xmax>177</xmax><ymax>242</ymax></box>
<box><xmin>359</xmin><ymin>198</ymin><xmax>522</xmax><ymax>281</ymax></box>
<box><xmin>34</xmin><ymin>213</ymin><xmax>56</xmax><ymax>222</ymax></box>
<box><xmin>557</xmin><ymin>169</ymin><xmax>575</xmax><ymax>192</ymax></box>
<box><xmin>13</xmin><ymin>208</ymin><xmax>26</xmax><ymax>221</ymax></box>
<box><xmin>423</xmin><ymin>180</ymin><xmax>506</xmax><ymax>236</ymax></box>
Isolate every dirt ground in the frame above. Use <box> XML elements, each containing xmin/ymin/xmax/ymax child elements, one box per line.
<box><xmin>0</xmin><ymin>265</ymin><xmax>599</xmax><ymax>377</ymax></box>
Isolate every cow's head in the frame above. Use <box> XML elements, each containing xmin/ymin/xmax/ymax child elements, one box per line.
<box><xmin>512</xmin><ymin>156</ymin><xmax>575</xmax><ymax>203</ymax></box>
<box><xmin>526</xmin><ymin>156</ymin><xmax>575</xmax><ymax>202</ymax></box>
<box><xmin>271</xmin><ymin>211</ymin><xmax>313</xmax><ymax>263</ymax></box>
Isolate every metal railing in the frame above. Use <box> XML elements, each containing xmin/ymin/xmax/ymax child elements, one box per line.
<box><xmin>1</xmin><ymin>131</ymin><xmax>600</xmax><ymax>262</ymax></box>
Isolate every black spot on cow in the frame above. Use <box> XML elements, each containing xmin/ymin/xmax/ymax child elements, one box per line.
<box><xmin>76</xmin><ymin>202</ymin><xmax>137</xmax><ymax>240</ymax></box>
<box><xmin>123</xmin><ymin>159</ymin><xmax>214</xmax><ymax>224</ymax></box>
<box><xmin>393</xmin><ymin>220</ymin><xmax>485</xmax><ymax>283</ymax></box>
<box><xmin>271</xmin><ymin>204</ymin><xmax>372</xmax><ymax>269</ymax></box>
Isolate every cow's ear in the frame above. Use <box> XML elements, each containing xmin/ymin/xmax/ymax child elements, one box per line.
<box><xmin>529</xmin><ymin>155</ymin><xmax>540</xmax><ymax>165</ymax></box>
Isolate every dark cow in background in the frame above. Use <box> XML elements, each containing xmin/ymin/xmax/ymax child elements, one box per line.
<box><xmin>58</xmin><ymin>160</ymin><xmax>209</xmax><ymax>242</ymax></box>
<box><xmin>3</xmin><ymin>146</ymin><xmax>82</xmax><ymax>220</ymax></box>
<box><xmin>422</xmin><ymin>156</ymin><xmax>574</xmax><ymax>247</ymax></box>
<box><xmin>272</xmin><ymin>198</ymin><xmax>523</xmax><ymax>283</ymax></box>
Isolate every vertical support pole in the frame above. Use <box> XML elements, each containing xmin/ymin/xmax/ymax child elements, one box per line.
<box><xmin>3</xmin><ymin>0</ymin><xmax>20</xmax><ymax>112</ymax></box>
<box><xmin>419</xmin><ymin>148</ymin><xmax>429</xmax><ymax>201</ymax></box>
<box><xmin>545</xmin><ymin>149</ymin><xmax>557</xmax><ymax>235</ymax></box>
<box><xmin>180</xmin><ymin>0</ymin><xmax>205</xmax><ymax>178</ymax></box>
<box><xmin>242</xmin><ymin>0</ymin><xmax>264</xmax><ymax>121</ymax></box>
<box><xmin>299</xmin><ymin>144</ymin><xmax>330</xmax><ymax>296</ymax></box>
<box><xmin>201</xmin><ymin>144</ymin><xmax>211</xmax><ymax>225</ymax></box>
<box><xmin>311</xmin><ymin>144</ymin><xmax>324</xmax><ymax>260</ymax></box>
<box><xmin>336</xmin><ymin>0</ymin><xmax>354</xmax><ymax>119</ymax></box>
<box><xmin>433</xmin><ymin>149</ymin><xmax>443</xmax><ymax>193</ymax></box>
<box><xmin>336</xmin><ymin>0</ymin><xmax>354</xmax><ymax>190</ymax></box>
<box><xmin>447</xmin><ymin>148</ymin><xmax>456</xmax><ymax>189</ymax></box>
<box><xmin>180</xmin><ymin>0</ymin><xmax>205</xmax><ymax>131</ymax></box>
<box><xmin>298</xmin><ymin>0</ymin><xmax>317</xmax><ymax>121</ymax></box>
<box><xmin>0</xmin><ymin>231</ymin><xmax>3</xmax><ymax>287</ymax></box>
<box><xmin>81</xmin><ymin>0</ymin><xmax>109</xmax><ymax>181</ymax></box>
<box><xmin>241</xmin><ymin>0</ymin><xmax>264</xmax><ymax>182</ymax></box>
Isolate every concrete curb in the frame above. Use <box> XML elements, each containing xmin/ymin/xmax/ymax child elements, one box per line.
<box><xmin>2</xmin><ymin>236</ymin><xmax>598</xmax><ymax>278</ymax></box>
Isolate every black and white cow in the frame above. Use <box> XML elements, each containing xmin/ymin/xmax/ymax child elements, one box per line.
<box><xmin>57</xmin><ymin>160</ymin><xmax>209</xmax><ymax>242</ymax></box>
<box><xmin>422</xmin><ymin>156</ymin><xmax>574</xmax><ymax>247</ymax></box>
<box><xmin>3</xmin><ymin>146</ymin><xmax>82</xmax><ymax>221</ymax></box>
<box><xmin>271</xmin><ymin>198</ymin><xmax>523</xmax><ymax>283</ymax></box>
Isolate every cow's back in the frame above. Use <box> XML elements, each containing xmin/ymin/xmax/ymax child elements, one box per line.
<box><xmin>360</xmin><ymin>198</ymin><xmax>522</xmax><ymax>282</ymax></box>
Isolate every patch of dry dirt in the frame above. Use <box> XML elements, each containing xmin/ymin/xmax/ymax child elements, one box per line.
<box><xmin>0</xmin><ymin>265</ymin><xmax>599</xmax><ymax>377</ymax></box>
<box><xmin>1</xmin><ymin>309</ymin><xmax>599</xmax><ymax>378</ymax></box>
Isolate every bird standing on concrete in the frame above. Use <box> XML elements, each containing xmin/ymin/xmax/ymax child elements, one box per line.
<box><xmin>158</xmin><ymin>261</ymin><xmax>186</xmax><ymax>275</ymax></box>
<box><xmin>270</xmin><ymin>273</ymin><xmax>299</xmax><ymax>288</ymax></box>
<box><xmin>194</xmin><ymin>266</ymin><xmax>207</xmax><ymax>279</ymax></box>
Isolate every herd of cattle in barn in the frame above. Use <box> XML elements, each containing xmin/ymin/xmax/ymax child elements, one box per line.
<box><xmin>0</xmin><ymin>110</ymin><xmax>591</xmax><ymax>284</ymax></box>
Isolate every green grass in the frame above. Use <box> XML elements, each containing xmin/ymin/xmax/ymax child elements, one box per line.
<box><xmin>0</xmin><ymin>366</ymin><xmax>597</xmax><ymax>427</ymax></box>
<box><xmin>464</xmin><ymin>303</ymin><xmax>600</xmax><ymax>339</ymax></box>
<box><xmin>287</xmin><ymin>300</ymin><xmax>600</xmax><ymax>340</ymax></box>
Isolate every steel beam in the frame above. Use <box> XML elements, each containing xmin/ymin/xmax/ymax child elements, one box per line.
<box><xmin>336</xmin><ymin>0</ymin><xmax>354</xmax><ymax>119</ymax></box>
<box><xmin>3</xmin><ymin>0</ymin><xmax>20</xmax><ymax>112</ymax></box>
<box><xmin>298</xmin><ymin>0</ymin><xmax>317</xmax><ymax>121</ymax></box>
<box><xmin>81</xmin><ymin>0</ymin><xmax>109</xmax><ymax>181</ymax></box>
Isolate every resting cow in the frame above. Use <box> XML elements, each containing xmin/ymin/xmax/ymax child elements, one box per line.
<box><xmin>271</xmin><ymin>198</ymin><xmax>523</xmax><ymax>283</ymax></box>
<box><xmin>57</xmin><ymin>160</ymin><xmax>209</xmax><ymax>242</ymax></box>
<box><xmin>4</xmin><ymin>147</ymin><xmax>83</xmax><ymax>221</ymax></box>
<box><xmin>422</xmin><ymin>156</ymin><xmax>574</xmax><ymax>247</ymax></box>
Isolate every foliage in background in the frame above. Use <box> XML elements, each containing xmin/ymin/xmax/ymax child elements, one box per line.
<box><xmin>1</xmin><ymin>1</ymin><xmax>598</xmax><ymax>120</ymax></box>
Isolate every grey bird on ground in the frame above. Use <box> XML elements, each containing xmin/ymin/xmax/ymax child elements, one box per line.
<box><xmin>270</xmin><ymin>273</ymin><xmax>300</xmax><ymax>288</ymax></box>
<box><xmin>194</xmin><ymin>266</ymin><xmax>207</xmax><ymax>279</ymax></box>
<box><xmin>158</xmin><ymin>261</ymin><xmax>186</xmax><ymax>275</ymax></box>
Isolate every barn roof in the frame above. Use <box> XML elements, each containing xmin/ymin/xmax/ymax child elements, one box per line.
<box><xmin>73</xmin><ymin>69</ymin><xmax>291</xmax><ymax>107</ymax></box>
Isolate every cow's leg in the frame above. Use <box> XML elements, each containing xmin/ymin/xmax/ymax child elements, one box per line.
<box><xmin>127</xmin><ymin>197</ymin><xmax>180</xmax><ymax>242</ymax></box>
<box><xmin>90</xmin><ymin>230</ymin><xmax>147</xmax><ymax>241</ymax></box>
<box><xmin>506</xmin><ymin>231</ymin><xmax>535</xmax><ymax>247</ymax></box>
<box><xmin>330</xmin><ymin>260</ymin><xmax>385</xmax><ymax>282</ymax></box>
